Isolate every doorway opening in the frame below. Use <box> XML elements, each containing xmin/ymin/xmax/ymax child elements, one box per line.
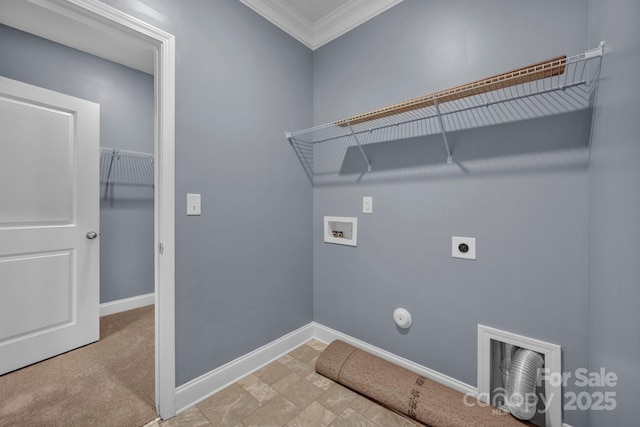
<box><xmin>0</xmin><ymin>0</ymin><xmax>176</xmax><ymax>420</ymax></box>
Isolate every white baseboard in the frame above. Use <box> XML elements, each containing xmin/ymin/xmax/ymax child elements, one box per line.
<box><xmin>99</xmin><ymin>293</ymin><xmax>155</xmax><ymax>317</ymax></box>
<box><xmin>312</xmin><ymin>322</ymin><xmax>477</xmax><ymax>397</ymax></box>
<box><xmin>174</xmin><ymin>323</ymin><xmax>315</xmax><ymax>413</ymax></box>
<box><xmin>173</xmin><ymin>321</ymin><xmax>478</xmax><ymax>416</ymax></box>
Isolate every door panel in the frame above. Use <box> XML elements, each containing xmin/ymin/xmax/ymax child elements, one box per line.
<box><xmin>0</xmin><ymin>76</ymin><xmax>99</xmax><ymax>375</ymax></box>
<box><xmin>0</xmin><ymin>250</ymin><xmax>73</xmax><ymax>341</ymax></box>
<box><xmin>0</xmin><ymin>98</ymin><xmax>74</xmax><ymax>225</ymax></box>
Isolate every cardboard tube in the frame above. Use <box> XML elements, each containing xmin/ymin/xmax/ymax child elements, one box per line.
<box><xmin>315</xmin><ymin>340</ymin><xmax>531</xmax><ymax>427</ymax></box>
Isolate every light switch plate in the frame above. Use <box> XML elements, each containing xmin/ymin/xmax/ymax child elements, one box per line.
<box><xmin>363</xmin><ymin>196</ymin><xmax>373</xmax><ymax>214</ymax></box>
<box><xmin>452</xmin><ymin>236</ymin><xmax>476</xmax><ymax>260</ymax></box>
<box><xmin>187</xmin><ymin>193</ymin><xmax>201</xmax><ymax>216</ymax></box>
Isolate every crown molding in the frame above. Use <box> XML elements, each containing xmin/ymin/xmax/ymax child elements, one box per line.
<box><xmin>239</xmin><ymin>0</ymin><xmax>314</xmax><ymax>48</ymax></box>
<box><xmin>239</xmin><ymin>0</ymin><xmax>404</xmax><ymax>50</ymax></box>
<box><xmin>313</xmin><ymin>0</ymin><xmax>403</xmax><ymax>48</ymax></box>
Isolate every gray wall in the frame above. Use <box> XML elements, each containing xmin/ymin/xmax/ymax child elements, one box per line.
<box><xmin>0</xmin><ymin>24</ymin><xmax>155</xmax><ymax>304</ymax></box>
<box><xmin>312</xmin><ymin>1</ymin><xmax>590</xmax><ymax>425</ymax></box>
<box><xmin>99</xmin><ymin>0</ymin><xmax>314</xmax><ymax>386</ymax></box>
<box><xmin>15</xmin><ymin>3</ymin><xmax>639</xmax><ymax>424</ymax></box>
<box><xmin>588</xmin><ymin>0</ymin><xmax>640</xmax><ymax>425</ymax></box>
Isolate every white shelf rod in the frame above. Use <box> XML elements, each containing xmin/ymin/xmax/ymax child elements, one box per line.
<box><xmin>346</xmin><ymin>121</ymin><xmax>372</xmax><ymax>172</ymax></box>
<box><xmin>100</xmin><ymin>147</ymin><xmax>154</xmax><ymax>160</ymax></box>
<box><xmin>434</xmin><ymin>98</ymin><xmax>453</xmax><ymax>164</ymax></box>
<box><xmin>583</xmin><ymin>42</ymin><xmax>605</xmax><ymax>60</ymax></box>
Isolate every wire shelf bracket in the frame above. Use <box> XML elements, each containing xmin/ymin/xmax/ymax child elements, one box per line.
<box><xmin>346</xmin><ymin>121</ymin><xmax>372</xmax><ymax>172</ymax></box>
<box><xmin>286</xmin><ymin>42</ymin><xmax>604</xmax><ymax>180</ymax></box>
<box><xmin>434</xmin><ymin>98</ymin><xmax>453</xmax><ymax>164</ymax></box>
<box><xmin>103</xmin><ymin>148</ymin><xmax>118</xmax><ymax>198</ymax></box>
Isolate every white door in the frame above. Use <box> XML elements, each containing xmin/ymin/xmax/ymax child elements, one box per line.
<box><xmin>0</xmin><ymin>76</ymin><xmax>99</xmax><ymax>375</ymax></box>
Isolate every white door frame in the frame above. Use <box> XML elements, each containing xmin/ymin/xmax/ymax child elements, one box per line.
<box><xmin>5</xmin><ymin>0</ymin><xmax>177</xmax><ymax>418</ymax></box>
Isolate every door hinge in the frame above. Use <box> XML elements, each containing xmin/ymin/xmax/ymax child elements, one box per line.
<box><xmin>159</xmin><ymin>242</ymin><xmax>164</xmax><ymax>254</ymax></box>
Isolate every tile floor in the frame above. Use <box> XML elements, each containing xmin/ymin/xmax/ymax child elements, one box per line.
<box><xmin>149</xmin><ymin>340</ymin><xmax>422</xmax><ymax>427</ymax></box>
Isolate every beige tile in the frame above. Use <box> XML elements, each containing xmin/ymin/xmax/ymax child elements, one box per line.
<box><xmin>306</xmin><ymin>339</ymin><xmax>328</xmax><ymax>352</ymax></box>
<box><xmin>329</xmin><ymin>408</ymin><xmax>378</xmax><ymax>427</ymax></box>
<box><xmin>363</xmin><ymin>405</ymin><xmax>410</xmax><ymax>427</ymax></box>
<box><xmin>348</xmin><ymin>395</ymin><xmax>373</xmax><ymax>415</ymax></box>
<box><xmin>389</xmin><ymin>409</ymin><xmax>423</xmax><ymax>427</ymax></box>
<box><xmin>316</xmin><ymin>383</ymin><xmax>359</xmax><ymax>415</ymax></box>
<box><xmin>272</xmin><ymin>372</ymin><xmax>325</xmax><ymax>410</ymax></box>
<box><xmin>286</xmin><ymin>358</ymin><xmax>314</xmax><ymax>377</ymax></box>
<box><xmin>277</xmin><ymin>354</ymin><xmax>295</xmax><ymax>365</ymax></box>
<box><xmin>197</xmin><ymin>384</ymin><xmax>260</xmax><ymax>427</ymax></box>
<box><xmin>310</xmin><ymin>355</ymin><xmax>320</xmax><ymax>367</ymax></box>
<box><xmin>244</xmin><ymin>379</ymin><xmax>279</xmax><ymax>403</ymax></box>
<box><xmin>237</xmin><ymin>374</ymin><xmax>260</xmax><ymax>389</ymax></box>
<box><xmin>161</xmin><ymin>406</ymin><xmax>212</xmax><ymax>427</ymax></box>
<box><xmin>254</xmin><ymin>361</ymin><xmax>293</xmax><ymax>385</ymax></box>
<box><xmin>286</xmin><ymin>401</ymin><xmax>337</xmax><ymax>427</ymax></box>
<box><xmin>401</xmin><ymin>417</ymin><xmax>424</xmax><ymax>427</ymax></box>
<box><xmin>289</xmin><ymin>344</ymin><xmax>321</xmax><ymax>364</ymax></box>
<box><xmin>305</xmin><ymin>372</ymin><xmax>333</xmax><ymax>391</ymax></box>
<box><xmin>241</xmin><ymin>395</ymin><xmax>300</xmax><ymax>427</ymax></box>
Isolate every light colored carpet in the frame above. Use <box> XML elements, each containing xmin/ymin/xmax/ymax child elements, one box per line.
<box><xmin>0</xmin><ymin>305</ymin><xmax>156</xmax><ymax>427</ymax></box>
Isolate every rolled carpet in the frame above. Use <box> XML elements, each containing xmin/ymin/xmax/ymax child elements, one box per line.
<box><xmin>315</xmin><ymin>340</ymin><xmax>530</xmax><ymax>427</ymax></box>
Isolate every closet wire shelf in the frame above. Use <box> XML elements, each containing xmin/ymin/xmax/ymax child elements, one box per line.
<box><xmin>286</xmin><ymin>42</ymin><xmax>604</xmax><ymax>179</ymax></box>
<box><xmin>100</xmin><ymin>147</ymin><xmax>154</xmax><ymax>199</ymax></box>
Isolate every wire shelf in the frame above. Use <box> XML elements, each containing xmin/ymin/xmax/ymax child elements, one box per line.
<box><xmin>100</xmin><ymin>147</ymin><xmax>154</xmax><ymax>200</ymax></box>
<box><xmin>286</xmin><ymin>43</ymin><xmax>604</xmax><ymax>179</ymax></box>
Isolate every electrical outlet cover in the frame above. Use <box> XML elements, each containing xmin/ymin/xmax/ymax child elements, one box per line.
<box><xmin>452</xmin><ymin>236</ymin><xmax>476</xmax><ymax>260</ymax></box>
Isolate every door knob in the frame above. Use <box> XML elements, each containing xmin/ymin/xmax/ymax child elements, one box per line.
<box><xmin>86</xmin><ymin>231</ymin><xmax>98</xmax><ymax>240</ymax></box>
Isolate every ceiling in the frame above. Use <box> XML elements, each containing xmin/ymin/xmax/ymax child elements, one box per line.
<box><xmin>239</xmin><ymin>0</ymin><xmax>404</xmax><ymax>50</ymax></box>
<box><xmin>283</xmin><ymin>0</ymin><xmax>353</xmax><ymax>23</ymax></box>
<box><xmin>0</xmin><ymin>1</ymin><xmax>154</xmax><ymax>74</ymax></box>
